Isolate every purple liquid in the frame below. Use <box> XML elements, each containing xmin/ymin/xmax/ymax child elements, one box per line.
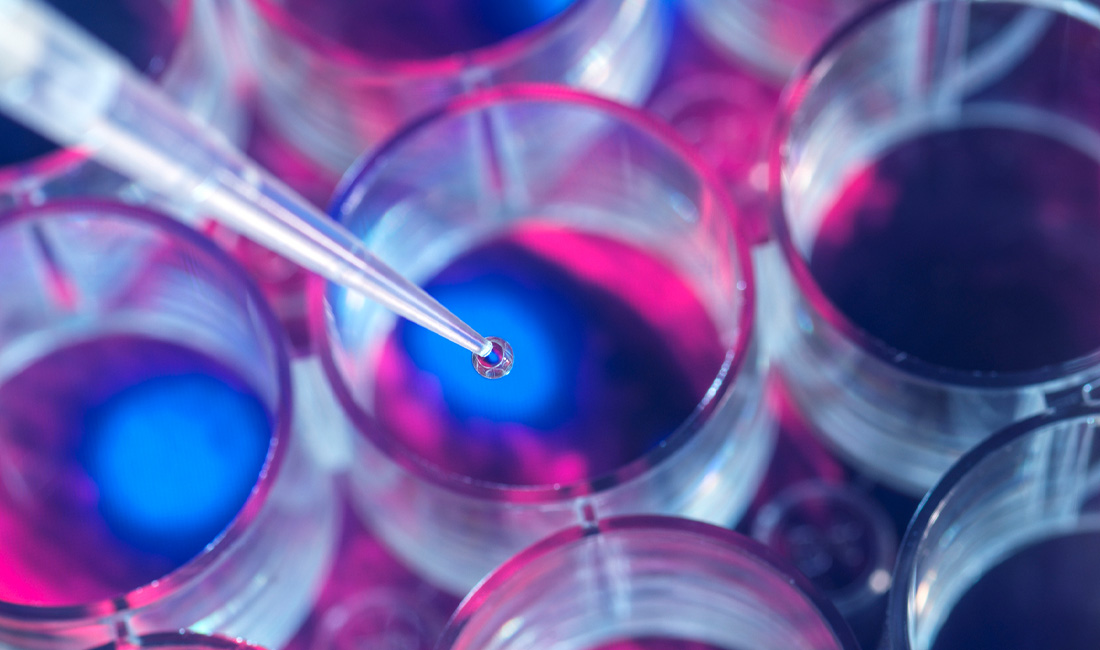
<box><xmin>283</xmin><ymin>0</ymin><xmax>576</xmax><ymax>60</ymax></box>
<box><xmin>931</xmin><ymin>531</ymin><xmax>1100</xmax><ymax>650</ymax></box>
<box><xmin>809</xmin><ymin>126</ymin><xmax>1100</xmax><ymax>373</ymax></box>
<box><xmin>372</xmin><ymin>224</ymin><xmax>726</xmax><ymax>487</ymax></box>
<box><xmin>0</xmin><ymin>335</ymin><xmax>271</xmax><ymax>606</ymax></box>
<box><xmin>0</xmin><ymin>0</ymin><xmax>177</xmax><ymax>166</ymax></box>
<box><xmin>589</xmin><ymin>637</ymin><xmax>733</xmax><ymax>650</ymax></box>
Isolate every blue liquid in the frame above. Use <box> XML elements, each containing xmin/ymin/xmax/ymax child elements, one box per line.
<box><xmin>0</xmin><ymin>0</ymin><xmax>176</xmax><ymax>167</ymax></box>
<box><xmin>809</xmin><ymin>126</ymin><xmax>1100</xmax><ymax>373</ymax></box>
<box><xmin>284</xmin><ymin>0</ymin><xmax>578</xmax><ymax>60</ymax></box>
<box><xmin>81</xmin><ymin>374</ymin><xmax>270</xmax><ymax>561</ymax></box>
<box><xmin>0</xmin><ymin>335</ymin><xmax>271</xmax><ymax>605</ymax></box>
<box><xmin>931</xmin><ymin>531</ymin><xmax>1100</xmax><ymax>650</ymax></box>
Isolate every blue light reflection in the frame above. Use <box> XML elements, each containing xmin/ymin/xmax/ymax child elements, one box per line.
<box><xmin>80</xmin><ymin>374</ymin><xmax>271</xmax><ymax>563</ymax></box>
<box><xmin>475</xmin><ymin>0</ymin><xmax>578</xmax><ymax>36</ymax></box>
<box><xmin>401</xmin><ymin>275</ymin><xmax>583</xmax><ymax>428</ymax></box>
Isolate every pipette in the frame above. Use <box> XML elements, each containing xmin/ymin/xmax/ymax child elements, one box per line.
<box><xmin>0</xmin><ymin>0</ymin><xmax>506</xmax><ymax>367</ymax></box>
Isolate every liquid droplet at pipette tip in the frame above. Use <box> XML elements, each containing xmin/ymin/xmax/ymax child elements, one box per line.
<box><xmin>472</xmin><ymin>336</ymin><xmax>514</xmax><ymax>379</ymax></box>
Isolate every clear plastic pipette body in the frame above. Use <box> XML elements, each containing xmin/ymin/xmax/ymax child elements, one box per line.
<box><xmin>0</xmin><ymin>0</ymin><xmax>493</xmax><ymax>357</ymax></box>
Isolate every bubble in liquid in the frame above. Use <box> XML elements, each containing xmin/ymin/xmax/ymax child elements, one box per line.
<box><xmin>472</xmin><ymin>336</ymin><xmax>514</xmax><ymax>379</ymax></box>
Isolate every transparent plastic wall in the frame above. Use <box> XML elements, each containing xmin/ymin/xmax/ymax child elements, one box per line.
<box><xmin>766</xmin><ymin>0</ymin><xmax>1100</xmax><ymax>495</ymax></box>
<box><xmin>439</xmin><ymin>517</ymin><xmax>860</xmax><ymax>650</ymax></box>
<box><xmin>234</xmin><ymin>0</ymin><xmax>670</xmax><ymax>173</ymax></box>
<box><xmin>0</xmin><ymin>0</ymin><xmax>243</xmax><ymax>215</ymax></box>
<box><xmin>0</xmin><ymin>202</ymin><xmax>336</xmax><ymax>650</ymax></box>
<box><xmin>313</xmin><ymin>86</ymin><xmax>776</xmax><ymax>594</ymax></box>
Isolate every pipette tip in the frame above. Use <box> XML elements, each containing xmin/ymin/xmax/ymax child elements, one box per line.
<box><xmin>472</xmin><ymin>336</ymin><xmax>513</xmax><ymax>379</ymax></box>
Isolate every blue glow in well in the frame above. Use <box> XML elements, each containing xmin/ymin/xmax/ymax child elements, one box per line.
<box><xmin>81</xmin><ymin>373</ymin><xmax>271</xmax><ymax>562</ymax></box>
<box><xmin>400</xmin><ymin>277</ymin><xmax>581</xmax><ymax>427</ymax></box>
<box><xmin>474</xmin><ymin>0</ymin><xmax>578</xmax><ymax>36</ymax></box>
